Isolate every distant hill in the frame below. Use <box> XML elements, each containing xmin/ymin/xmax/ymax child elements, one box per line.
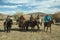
<box><xmin>0</xmin><ymin>13</ymin><xmax>7</xmax><ymax>16</ymax></box>
<box><xmin>27</xmin><ymin>12</ymin><xmax>47</xmax><ymax>17</ymax></box>
<box><xmin>13</xmin><ymin>12</ymin><xmax>47</xmax><ymax>20</ymax></box>
<box><xmin>51</xmin><ymin>12</ymin><xmax>60</xmax><ymax>23</ymax></box>
<box><xmin>0</xmin><ymin>13</ymin><xmax>8</xmax><ymax>20</ymax></box>
<box><xmin>52</xmin><ymin>12</ymin><xmax>60</xmax><ymax>18</ymax></box>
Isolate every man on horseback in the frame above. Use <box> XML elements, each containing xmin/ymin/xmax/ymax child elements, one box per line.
<box><xmin>36</xmin><ymin>15</ymin><xmax>42</xmax><ymax>25</ymax></box>
<box><xmin>25</xmin><ymin>15</ymin><xmax>41</xmax><ymax>31</ymax></box>
<box><xmin>20</xmin><ymin>15</ymin><xmax>25</xmax><ymax>23</ymax></box>
<box><xmin>18</xmin><ymin>15</ymin><xmax>25</xmax><ymax>29</ymax></box>
<box><xmin>36</xmin><ymin>15</ymin><xmax>41</xmax><ymax>30</ymax></box>
<box><xmin>4</xmin><ymin>16</ymin><xmax>13</xmax><ymax>32</ymax></box>
<box><xmin>36</xmin><ymin>15</ymin><xmax>40</xmax><ymax>20</ymax></box>
<box><xmin>44</xmin><ymin>15</ymin><xmax>52</xmax><ymax>32</ymax></box>
<box><xmin>44</xmin><ymin>15</ymin><xmax>51</xmax><ymax>24</ymax></box>
<box><xmin>29</xmin><ymin>15</ymin><xmax>34</xmax><ymax>25</ymax></box>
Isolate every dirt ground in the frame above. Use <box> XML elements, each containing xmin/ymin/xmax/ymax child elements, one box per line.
<box><xmin>0</xmin><ymin>24</ymin><xmax>60</xmax><ymax>40</ymax></box>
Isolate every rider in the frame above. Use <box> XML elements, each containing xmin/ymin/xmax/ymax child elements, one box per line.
<box><xmin>36</xmin><ymin>15</ymin><xmax>42</xmax><ymax>23</ymax></box>
<box><xmin>19</xmin><ymin>15</ymin><xmax>25</xmax><ymax>24</ymax></box>
<box><xmin>30</xmin><ymin>15</ymin><xmax>34</xmax><ymax>22</ymax></box>
<box><xmin>36</xmin><ymin>15</ymin><xmax>40</xmax><ymax>29</ymax></box>
<box><xmin>36</xmin><ymin>15</ymin><xmax>40</xmax><ymax>23</ymax></box>
<box><xmin>44</xmin><ymin>15</ymin><xmax>51</xmax><ymax>26</ymax></box>
<box><xmin>5</xmin><ymin>16</ymin><xmax>13</xmax><ymax>32</ymax></box>
<box><xmin>36</xmin><ymin>15</ymin><xmax>40</xmax><ymax>20</ymax></box>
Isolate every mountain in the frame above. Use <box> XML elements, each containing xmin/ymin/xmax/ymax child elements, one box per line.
<box><xmin>52</xmin><ymin>12</ymin><xmax>60</xmax><ymax>18</ymax></box>
<box><xmin>27</xmin><ymin>12</ymin><xmax>47</xmax><ymax>17</ymax></box>
<box><xmin>0</xmin><ymin>13</ymin><xmax>8</xmax><ymax>20</ymax></box>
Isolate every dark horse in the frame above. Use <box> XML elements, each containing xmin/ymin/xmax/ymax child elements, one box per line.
<box><xmin>23</xmin><ymin>20</ymin><xmax>40</xmax><ymax>31</ymax></box>
<box><xmin>44</xmin><ymin>19</ymin><xmax>54</xmax><ymax>32</ymax></box>
<box><xmin>4</xmin><ymin>19</ymin><xmax>13</xmax><ymax>32</ymax></box>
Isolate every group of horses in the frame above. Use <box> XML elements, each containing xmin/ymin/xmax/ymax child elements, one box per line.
<box><xmin>3</xmin><ymin>18</ymin><xmax>54</xmax><ymax>33</ymax></box>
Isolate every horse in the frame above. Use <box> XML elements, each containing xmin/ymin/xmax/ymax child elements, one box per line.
<box><xmin>23</xmin><ymin>19</ymin><xmax>42</xmax><ymax>31</ymax></box>
<box><xmin>16</xmin><ymin>18</ymin><xmax>25</xmax><ymax>30</ymax></box>
<box><xmin>3</xmin><ymin>19</ymin><xmax>13</xmax><ymax>32</ymax></box>
<box><xmin>44</xmin><ymin>19</ymin><xmax>54</xmax><ymax>32</ymax></box>
<box><xmin>16</xmin><ymin>17</ymin><xmax>42</xmax><ymax>31</ymax></box>
<box><xmin>36</xmin><ymin>18</ymin><xmax>42</xmax><ymax>26</ymax></box>
<box><xmin>23</xmin><ymin>20</ymin><xmax>36</xmax><ymax>31</ymax></box>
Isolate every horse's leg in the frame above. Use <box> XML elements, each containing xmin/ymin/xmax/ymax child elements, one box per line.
<box><xmin>31</xmin><ymin>27</ymin><xmax>33</xmax><ymax>30</ymax></box>
<box><xmin>31</xmin><ymin>27</ymin><xmax>34</xmax><ymax>31</ymax></box>
<box><xmin>46</xmin><ymin>22</ymin><xmax>49</xmax><ymax>32</ymax></box>
<box><xmin>37</xmin><ymin>22</ymin><xmax>40</xmax><ymax>30</ymax></box>
<box><xmin>8</xmin><ymin>27</ymin><xmax>10</xmax><ymax>32</ymax></box>
<box><xmin>7</xmin><ymin>26</ymin><xmax>10</xmax><ymax>32</ymax></box>
<box><xmin>49</xmin><ymin>24</ymin><xmax>52</xmax><ymax>33</ymax></box>
<box><xmin>7</xmin><ymin>26</ymin><xmax>9</xmax><ymax>32</ymax></box>
<box><xmin>4</xmin><ymin>25</ymin><xmax>6</xmax><ymax>32</ymax></box>
<box><xmin>21</xmin><ymin>22</ymin><xmax>24</xmax><ymax>30</ymax></box>
<box><xmin>22</xmin><ymin>23</ymin><xmax>26</xmax><ymax>31</ymax></box>
<box><xmin>26</xmin><ymin>25</ymin><xmax>28</xmax><ymax>31</ymax></box>
<box><xmin>46</xmin><ymin>27</ymin><xmax>48</xmax><ymax>32</ymax></box>
<box><xmin>18</xmin><ymin>23</ymin><xmax>20</xmax><ymax>29</ymax></box>
<box><xmin>22</xmin><ymin>24</ymin><xmax>25</xmax><ymax>30</ymax></box>
<box><xmin>40</xmin><ymin>22</ymin><xmax>42</xmax><ymax>26</ymax></box>
<box><xmin>9</xmin><ymin>25</ymin><xmax>11</xmax><ymax>32</ymax></box>
<box><xmin>44</xmin><ymin>26</ymin><xmax>45</xmax><ymax>31</ymax></box>
<box><xmin>19</xmin><ymin>23</ymin><xmax>22</xmax><ymax>30</ymax></box>
<box><xmin>37</xmin><ymin>24</ymin><xmax>40</xmax><ymax>30</ymax></box>
<box><xmin>50</xmin><ymin>27</ymin><xmax>51</xmax><ymax>33</ymax></box>
<box><xmin>44</xmin><ymin>23</ymin><xmax>46</xmax><ymax>31</ymax></box>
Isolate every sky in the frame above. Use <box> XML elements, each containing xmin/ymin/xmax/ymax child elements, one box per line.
<box><xmin>0</xmin><ymin>0</ymin><xmax>60</xmax><ymax>15</ymax></box>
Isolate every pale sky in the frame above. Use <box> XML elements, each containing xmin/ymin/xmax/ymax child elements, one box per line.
<box><xmin>0</xmin><ymin>0</ymin><xmax>60</xmax><ymax>15</ymax></box>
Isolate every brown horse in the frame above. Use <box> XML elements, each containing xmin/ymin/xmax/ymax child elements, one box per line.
<box><xmin>17</xmin><ymin>18</ymin><xmax>41</xmax><ymax>31</ymax></box>
<box><xmin>44</xmin><ymin>19</ymin><xmax>54</xmax><ymax>32</ymax></box>
<box><xmin>23</xmin><ymin>20</ymin><xmax>40</xmax><ymax>31</ymax></box>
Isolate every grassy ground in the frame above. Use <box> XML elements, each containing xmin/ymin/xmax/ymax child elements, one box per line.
<box><xmin>0</xmin><ymin>24</ymin><xmax>60</xmax><ymax>40</ymax></box>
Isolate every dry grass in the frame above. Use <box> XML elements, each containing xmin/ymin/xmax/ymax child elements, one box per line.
<box><xmin>0</xmin><ymin>24</ymin><xmax>60</xmax><ymax>40</ymax></box>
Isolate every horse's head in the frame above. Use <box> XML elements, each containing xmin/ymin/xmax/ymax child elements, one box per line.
<box><xmin>50</xmin><ymin>19</ymin><xmax>54</xmax><ymax>24</ymax></box>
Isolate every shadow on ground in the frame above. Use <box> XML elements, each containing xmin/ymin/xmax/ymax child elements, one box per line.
<box><xmin>0</xmin><ymin>28</ymin><xmax>44</xmax><ymax>32</ymax></box>
<box><xmin>11</xmin><ymin>28</ymin><xmax>44</xmax><ymax>32</ymax></box>
<box><xmin>55</xmin><ymin>24</ymin><xmax>60</xmax><ymax>26</ymax></box>
<box><xmin>0</xmin><ymin>30</ymin><xmax>4</xmax><ymax>32</ymax></box>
